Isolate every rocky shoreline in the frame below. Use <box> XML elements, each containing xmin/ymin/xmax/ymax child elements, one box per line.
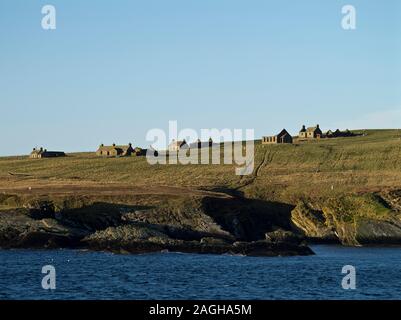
<box><xmin>0</xmin><ymin>193</ymin><xmax>314</xmax><ymax>257</ymax></box>
<box><xmin>0</xmin><ymin>207</ymin><xmax>313</xmax><ymax>256</ymax></box>
<box><xmin>2</xmin><ymin>187</ymin><xmax>401</xmax><ymax>256</ymax></box>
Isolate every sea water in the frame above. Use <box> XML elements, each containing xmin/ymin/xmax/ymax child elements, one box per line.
<box><xmin>1</xmin><ymin>245</ymin><xmax>400</xmax><ymax>300</ymax></box>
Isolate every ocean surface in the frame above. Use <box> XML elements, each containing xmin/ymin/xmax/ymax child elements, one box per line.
<box><xmin>1</xmin><ymin>245</ymin><xmax>401</xmax><ymax>300</ymax></box>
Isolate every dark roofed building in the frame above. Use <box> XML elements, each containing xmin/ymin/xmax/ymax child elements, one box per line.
<box><xmin>299</xmin><ymin>125</ymin><xmax>307</xmax><ymax>138</ymax></box>
<box><xmin>133</xmin><ymin>147</ymin><xmax>146</xmax><ymax>156</ymax></box>
<box><xmin>262</xmin><ymin>129</ymin><xmax>293</xmax><ymax>144</ymax></box>
<box><xmin>299</xmin><ymin>124</ymin><xmax>323</xmax><ymax>139</ymax></box>
<box><xmin>30</xmin><ymin>147</ymin><xmax>65</xmax><ymax>159</ymax></box>
<box><xmin>343</xmin><ymin>129</ymin><xmax>354</xmax><ymax>137</ymax></box>
<box><xmin>190</xmin><ymin>138</ymin><xmax>214</xmax><ymax>149</ymax></box>
<box><xmin>96</xmin><ymin>143</ymin><xmax>134</xmax><ymax>157</ymax></box>
<box><xmin>168</xmin><ymin>139</ymin><xmax>188</xmax><ymax>152</ymax></box>
<box><xmin>327</xmin><ymin>129</ymin><xmax>354</xmax><ymax>138</ymax></box>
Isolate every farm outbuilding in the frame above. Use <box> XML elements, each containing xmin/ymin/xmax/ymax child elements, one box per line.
<box><xmin>262</xmin><ymin>129</ymin><xmax>293</xmax><ymax>144</ymax></box>
<box><xmin>96</xmin><ymin>143</ymin><xmax>134</xmax><ymax>157</ymax></box>
<box><xmin>299</xmin><ymin>124</ymin><xmax>323</xmax><ymax>139</ymax></box>
<box><xmin>29</xmin><ymin>147</ymin><xmax>65</xmax><ymax>159</ymax></box>
<box><xmin>168</xmin><ymin>139</ymin><xmax>188</xmax><ymax>152</ymax></box>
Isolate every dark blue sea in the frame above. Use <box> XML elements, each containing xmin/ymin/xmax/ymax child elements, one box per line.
<box><xmin>1</xmin><ymin>246</ymin><xmax>400</xmax><ymax>300</ymax></box>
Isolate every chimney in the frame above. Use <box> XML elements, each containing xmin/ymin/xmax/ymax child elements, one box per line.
<box><xmin>302</xmin><ymin>125</ymin><xmax>306</xmax><ymax>130</ymax></box>
<box><xmin>316</xmin><ymin>124</ymin><xmax>320</xmax><ymax>128</ymax></box>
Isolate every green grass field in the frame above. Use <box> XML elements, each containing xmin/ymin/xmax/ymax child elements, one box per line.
<box><xmin>1</xmin><ymin>129</ymin><xmax>401</xmax><ymax>204</ymax></box>
<box><xmin>2</xmin><ymin>129</ymin><xmax>401</xmax><ymax>245</ymax></box>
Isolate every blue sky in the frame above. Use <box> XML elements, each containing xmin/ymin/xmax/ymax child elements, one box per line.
<box><xmin>0</xmin><ymin>0</ymin><xmax>400</xmax><ymax>155</ymax></box>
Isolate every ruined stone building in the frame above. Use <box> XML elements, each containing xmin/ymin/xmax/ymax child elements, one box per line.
<box><xmin>190</xmin><ymin>138</ymin><xmax>214</xmax><ymax>149</ymax></box>
<box><xmin>299</xmin><ymin>124</ymin><xmax>323</xmax><ymax>139</ymax></box>
<box><xmin>29</xmin><ymin>147</ymin><xmax>66</xmax><ymax>159</ymax></box>
<box><xmin>262</xmin><ymin>129</ymin><xmax>293</xmax><ymax>144</ymax></box>
<box><xmin>96</xmin><ymin>143</ymin><xmax>134</xmax><ymax>157</ymax></box>
<box><xmin>168</xmin><ymin>139</ymin><xmax>188</xmax><ymax>152</ymax></box>
<box><xmin>326</xmin><ymin>129</ymin><xmax>354</xmax><ymax>138</ymax></box>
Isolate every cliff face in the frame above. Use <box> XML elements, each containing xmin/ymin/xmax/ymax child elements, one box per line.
<box><xmin>0</xmin><ymin>193</ymin><xmax>313</xmax><ymax>257</ymax></box>
<box><xmin>290</xmin><ymin>191</ymin><xmax>401</xmax><ymax>245</ymax></box>
<box><xmin>290</xmin><ymin>201</ymin><xmax>339</xmax><ymax>243</ymax></box>
<box><xmin>1</xmin><ymin>187</ymin><xmax>401</xmax><ymax>254</ymax></box>
<box><xmin>2</xmin><ymin>130</ymin><xmax>401</xmax><ymax>253</ymax></box>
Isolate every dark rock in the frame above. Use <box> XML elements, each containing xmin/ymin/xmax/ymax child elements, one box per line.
<box><xmin>0</xmin><ymin>195</ymin><xmax>316</xmax><ymax>257</ymax></box>
<box><xmin>26</xmin><ymin>200</ymin><xmax>55</xmax><ymax>220</ymax></box>
<box><xmin>265</xmin><ymin>229</ymin><xmax>304</xmax><ymax>245</ymax></box>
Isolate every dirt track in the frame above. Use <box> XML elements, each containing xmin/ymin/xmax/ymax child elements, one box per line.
<box><xmin>0</xmin><ymin>179</ymin><xmax>232</xmax><ymax>199</ymax></box>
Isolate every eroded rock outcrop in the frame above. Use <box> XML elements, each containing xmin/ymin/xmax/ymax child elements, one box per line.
<box><xmin>291</xmin><ymin>201</ymin><xmax>338</xmax><ymax>243</ymax></box>
<box><xmin>0</xmin><ymin>194</ymin><xmax>313</xmax><ymax>257</ymax></box>
<box><xmin>4</xmin><ymin>188</ymin><xmax>399</xmax><ymax>253</ymax></box>
<box><xmin>290</xmin><ymin>193</ymin><xmax>401</xmax><ymax>245</ymax></box>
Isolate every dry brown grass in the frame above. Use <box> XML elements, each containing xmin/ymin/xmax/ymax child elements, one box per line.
<box><xmin>1</xmin><ymin>129</ymin><xmax>401</xmax><ymax>203</ymax></box>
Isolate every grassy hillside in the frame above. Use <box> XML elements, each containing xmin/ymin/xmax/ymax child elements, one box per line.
<box><xmin>2</xmin><ymin>129</ymin><xmax>401</xmax><ymax>246</ymax></box>
<box><xmin>1</xmin><ymin>129</ymin><xmax>401</xmax><ymax>202</ymax></box>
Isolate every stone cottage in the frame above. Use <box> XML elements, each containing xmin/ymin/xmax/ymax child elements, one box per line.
<box><xmin>133</xmin><ymin>147</ymin><xmax>146</xmax><ymax>156</ymax></box>
<box><xmin>190</xmin><ymin>138</ymin><xmax>214</xmax><ymax>149</ymax></box>
<box><xmin>168</xmin><ymin>139</ymin><xmax>188</xmax><ymax>152</ymax></box>
<box><xmin>299</xmin><ymin>124</ymin><xmax>323</xmax><ymax>139</ymax></box>
<box><xmin>96</xmin><ymin>143</ymin><xmax>134</xmax><ymax>157</ymax></box>
<box><xmin>29</xmin><ymin>147</ymin><xmax>65</xmax><ymax>159</ymax></box>
<box><xmin>262</xmin><ymin>129</ymin><xmax>293</xmax><ymax>144</ymax></box>
<box><xmin>326</xmin><ymin>129</ymin><xmax>354</xmax><ymax>138</ymax></box>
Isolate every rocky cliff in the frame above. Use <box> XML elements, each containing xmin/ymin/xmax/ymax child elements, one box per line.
<box><xmin>290</xmin><ymin>191</ymin><xmax>401</xmax><ymax>245</ymax></box>
<box><xmin>1</xmin><ymin>187</ymin><xmax>401</xmax><ymax>255</ymax></box>
<box><xmin>0</xmin><ymin>193</ymin><xmax>313</xmax><ymax>256</ymax></box>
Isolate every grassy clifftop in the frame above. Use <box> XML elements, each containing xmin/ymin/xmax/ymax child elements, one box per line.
<box><xmin>1</xmin><ymin>129</ymin><xmax>401</xmax><ymax>201</ymax></box>
<box><xmin>1</xmin><ymin>129</ymin><xmax>401</xmax><ymax>246</ymax></box>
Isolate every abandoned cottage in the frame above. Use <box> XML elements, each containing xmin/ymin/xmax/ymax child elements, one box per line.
<box><xmin>299</xmin><ymin>124</ymin><xmax>323</xmax><ymax>139</ymax></box>
<box><xmin>262</xmin><ymin>129</ymin><xmax>293</xmax><ymax>144</ymax></box>
<box><xmin>96</xmin><ymin>143</ymin><xmax>134</xmax><ymax>157</ymax></box>
<box><xmin>168</xmin><ymin>139</ymin><xmax>189</xmax><ymax>152</ymax></box>
<box><xmin>29</xmin><ymin>147</ymin><xmax>66</xmax><ymax>159</ymax></box>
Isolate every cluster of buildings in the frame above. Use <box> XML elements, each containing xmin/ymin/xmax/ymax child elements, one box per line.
<box><xmin>29</xmin><ymin>147</ymin><xmax>66</xmax><ymax>159</ymax></box>
<box><xmin>168</xmin><ymin>138</ymin><xmax>214</xmax><ymax>151</ymax></box>
<box><xmin>325</xmin><ymin>129</ymin><xmax>354</xmax><ymax>138</ymax></box>
<box><xmin>262</xmin><ymin>124</ymin><xmax>354</xmax><ymax>144</ymax></box>
<box><xmin>29</xmin><ymin>125</ymin><xmax>355</xmax><ymax>158</ymax></box>
<box><xmin>93</xmin><ymin>138</ymin><xmax>213</xmax><ymax>156</ymax></box>
<box><xmin>95</xmin><ymin>143</ymin><xmax>145</xmax><ymax>157</ymax></box>
<box><xmin>28</xmin><ymin>139</ymin><xmax>212</xmax><ymax>159</ymax></box>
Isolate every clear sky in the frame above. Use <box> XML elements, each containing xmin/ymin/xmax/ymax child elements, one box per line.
<box><xmin>0</xmin><ymin>0</ymin><xmax>400</xmax><ymax>155</ymax></box>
